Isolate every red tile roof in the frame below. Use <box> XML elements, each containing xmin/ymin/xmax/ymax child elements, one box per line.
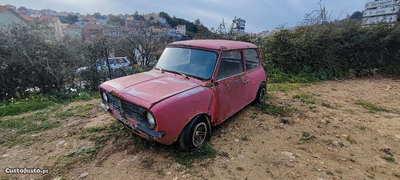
<box><xmin>19</xmin><ymin>14</ymin><xmax>34</xmax><ymax>21</ymax></box>
<box><xmin>39</xmin><ymin>16</ymin><xmax>58</xmax><ymax>22</ymax></box>
<box><xmin>81</xmin><ymin>16</ymin><xmax>99</xmax><ymax>21</ymax></box>
<box><xmin>0</xmin><ymin>6</ymin><xmax>29</xmax><ymax>23</ymax></box>
<box><xmin>0</xmin><ymin>6</ymin><xmax>9</xmax><ymax>13</ymax></box>
<box><xmin>67</xmin><ymin>24</ymin><xmax>81</xmax><ymax>29</ymax></box>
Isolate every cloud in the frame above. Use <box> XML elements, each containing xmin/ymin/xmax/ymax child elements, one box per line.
<box><xmin>184</xmin><ymin>8</ymin><xmax>232</xmax><ymax>26</ymax></box>
<box><xmin>1</xmin><ymin>0</ymin><xmax>371</xmax><ymax>32</ymax></box>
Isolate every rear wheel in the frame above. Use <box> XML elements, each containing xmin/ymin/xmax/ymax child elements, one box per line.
<box><xmin>113</xmin><ymin>69</ymin><xmax>125</xmax><ymax>78</ymax></box>
<box><xmin>255</xmin><ymin>82</ymin><xmax>266</xmax><ymax>104</ymax></box>
<box><xmin>179</xmin><ymin>116</ymin><xmax>210</xmax><ymax>151</ymax></box>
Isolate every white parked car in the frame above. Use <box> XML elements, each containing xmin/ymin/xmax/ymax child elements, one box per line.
<box><xmin>76</xmin><ymin>57</ymin><xmax>132</xmax><ymax>74</ymax></box>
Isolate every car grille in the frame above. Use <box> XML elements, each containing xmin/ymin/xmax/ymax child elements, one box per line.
<box><xmin>103</xmin><ymin>92</ymin><xmax>146</xmax><ymax>123</ymax></box>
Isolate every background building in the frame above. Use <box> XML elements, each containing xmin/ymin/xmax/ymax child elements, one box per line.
<box><xmin>0</xmin><ymin>6</ymin><xmax>28</xmax><ymax>31</ymax></box>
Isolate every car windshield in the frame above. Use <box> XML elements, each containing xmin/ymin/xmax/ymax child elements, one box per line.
<box><xmin>155</xmin><ymin>47</ymin><xmax>217</xmax><ymax>79</ymax></box>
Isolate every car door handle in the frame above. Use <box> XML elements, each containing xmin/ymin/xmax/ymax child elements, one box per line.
<box><xmin>244</xmin><ymin>79</ymin><xmax>250</xmax><ymax>83</ymax></box>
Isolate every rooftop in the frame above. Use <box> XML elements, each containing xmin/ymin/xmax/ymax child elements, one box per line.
<box><xmin>0</xmin><ymin>6</ymin><xmax>29</xmax><ymax>23</ymax></box>
<box><xmin>67</xmin><ymin>24</ymin><xmax>81</xmax><ymax>29</ymax></box>
<box><xmin>168</xmin><ymin>40</ymin><xmax>257</xmax><ymax>50</ymax></box>
<box><xmin>0</xmin><ymin>6</ymin><xmax>9</xmax><ymax>13</ymax></box>
<box><xmin>19</xmin><ymin>14</ymin><xmax>34</xmax><ymax>21</ymax></box>
<box><xmin>38</xmin><ymin>16</ymin><xmax>58</xmax><ymax>22</ymax></box>
<box><xmin>81</xmin><ymin>16</ymin><xmax>99</xmax><ymax>21</ymax></box>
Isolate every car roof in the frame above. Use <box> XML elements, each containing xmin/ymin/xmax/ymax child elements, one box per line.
<box><xmin>109</xmin><ymin>57</ymin><xmax>127</xmax><ymax>59</ymax></box>
<box><xmin>168</xmin><ymin>39</ymin><xmax>257</xmax><ymax>51</ymax></box>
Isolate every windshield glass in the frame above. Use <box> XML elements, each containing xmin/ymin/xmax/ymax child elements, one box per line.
<box><xmin>155</xmin><ymin>47</ymin><xmax>217</xmax><ymax>79</ymax></box>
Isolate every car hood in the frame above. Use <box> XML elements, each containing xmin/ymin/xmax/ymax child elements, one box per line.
<box><xmin>100</xmin><ymin>71</ymin><xmax>201</xmax><ymax>109</ymax></box>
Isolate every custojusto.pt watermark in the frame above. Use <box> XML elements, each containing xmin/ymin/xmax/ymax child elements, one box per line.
<box><xmin>4</xmin><ymin>167</ymin><xmax>49</xmax><ymax>174</ymax></box>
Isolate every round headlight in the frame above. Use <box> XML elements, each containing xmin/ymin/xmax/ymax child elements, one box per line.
<box><xmin>102</xmin><ymin>91</ymin><xmax>108</xmax><ymax>102</ymax></box>
<box><xmin>146</xmin><ymin>111</ymin><xmax>156</xmax><ymax>129</ymax></box>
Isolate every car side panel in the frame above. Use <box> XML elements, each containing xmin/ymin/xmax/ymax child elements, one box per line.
<box><xmin>150</xmin><ymin>86</ymin><xmax>213</xmax><ymax>145</ymax></box>
<box><xmin>244</xmin><ymin>49</ymin><xmax>266</xmax><ymax>102</ymax></box>
<box><xmin>246</xmin><ymin>67</ymin><xmax>266</xmax><ymax>102</ymax></box>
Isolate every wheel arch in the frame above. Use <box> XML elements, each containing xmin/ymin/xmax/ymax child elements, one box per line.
<box><xmin>177</xmin><ymin>113</ymin><xmax>212</xmax><ymax>142</ymax></box>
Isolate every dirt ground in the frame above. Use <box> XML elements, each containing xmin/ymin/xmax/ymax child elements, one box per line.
<box><xmin>1</xmin><ymin>78</ymin><xmax>400</xmax><ymax>180</ymax></box>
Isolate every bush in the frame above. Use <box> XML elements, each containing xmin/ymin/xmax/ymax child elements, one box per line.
<box><xmin>257</xmin><ymin>21</ymin><xmax>400</xmax><ymax>82</ymax></box>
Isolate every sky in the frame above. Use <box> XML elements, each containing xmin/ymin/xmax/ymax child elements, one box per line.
<box><xmin>1</xmin><ymin>0</ymin><xmax>370</xmax><ymax>33</ymax></box>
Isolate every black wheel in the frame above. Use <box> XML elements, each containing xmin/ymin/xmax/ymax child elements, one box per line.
<box><xmin>255</xmin><ymin>82</ymin><xmax>266</xmax><ymax>104</ymax></box>
<box><xmin>179</xmin><ymin>116</ymin><xmax>210</xmax><ymax>151</ymax></box>
<box><xmin>113</xmin><ymin>69</ymin><xmax>125</xmax><ymax>78</ymax></box>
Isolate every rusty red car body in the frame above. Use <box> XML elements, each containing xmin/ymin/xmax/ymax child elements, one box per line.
<box><xmin>99</xmin><ymin>40</ymin><xmax>267</xmax><ymax>150</ymax></box>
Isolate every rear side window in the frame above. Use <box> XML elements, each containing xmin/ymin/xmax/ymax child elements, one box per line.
<box><xmin>245</xmin><ymin>49</ymin><xmax>260</xmax><ymax>71</ymax></box>
<box><xmin>216</xmin><ymin>51</ymin><xmax>244</xmax><ymax>80</ymax></box>
<box><xmin>116</xmin><ymin>58</ymin><xmax>126</xmax><ymax>64</ymax></box>
<box><xmin>108</xmin><ymin>59</ymin><xmax>116</xmax><ymax>65</ymax></box>
<box><xmin>97</xmin><ymin>60</ymin><xmax>106</xmax><ymax>66</ymax></box>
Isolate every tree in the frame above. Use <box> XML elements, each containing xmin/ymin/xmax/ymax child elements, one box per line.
<box><xmin>66</xmin><ymin>14</ymin><xmax>79</xmax><ymax>23</ymax></box>
<box><xmin>159</xmin><ymin>12</ymin><xmax>171</xmax><ymax>22</ymax></box>
<box><xmin>349</xmin><ymin>11</ymin><xmax>363</xmax><ymax>20</ymax></box>
<box><xmin>300</xmin><ymin>0</ymin><xmax>332</xmax><ymax>26</ymax></box>
<box><xmin>118</xmin><ymin>29</ymin><xmax>166</xmax><ymax>66</ymax></box>
<box><xmin>107</xmin><ymin>14</ymin><xmax>125</xmax><ymax>26</ymax></box>
<box><xmin>194</xmin><ymin>19</ymin><xmax>202</xmax><ymax>26</ymax></box>
<box><xmin>93</xmin><ymin>12</ymin><xmax>102</xmax><ymax>19</ymax></box>
<box><xmin>0</xmin><ymin>23</ymin><xmax>85</xmax><ymax>99</ymax></box>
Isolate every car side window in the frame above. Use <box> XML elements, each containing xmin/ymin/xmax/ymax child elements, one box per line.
<box><xmin>245</xmin><ymin>49</ymin><xmax>260</xmax><ymax>71</ymax></box>
<box><xmin>108</xmin><ymin>59</ymin><xmax>116</xmax><ymax>65</ymax></box>
<box><xmin>97</xmin><ymin>60</ymin><xmax>106</xmax><ymax>66</ymax></box>
<box><xmin>216</xmin><ymin>51</ymin><xmax>244</xmax><ymax>80</ymax></box>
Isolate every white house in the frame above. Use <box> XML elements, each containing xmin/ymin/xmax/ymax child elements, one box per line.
<box><xmin>176</xmin><ymin>24</ymin><xmax>186</xmax><ymax>35</ymax></box>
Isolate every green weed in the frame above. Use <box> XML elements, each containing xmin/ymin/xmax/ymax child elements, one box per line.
<box><xmin>300</xmin><ymin>132</ymin><xmax>316</xmax><ymax>141</ymax></box>
<box><xmin>293</xmin><ymin>92</ymin><xmax>316</xmax><ymax>104</ymax></box>
<box><xmin>355</xmin><ymin>100</ymin><xmax>389</xmax><ymax>113</ymax></box>
<box><xmin>141</xmin><ymin>157</ymin><xmax>155</xmax><ymax>168</ymax></box>
<box><xmin>268</xmin><ymin>83</ymin><xmax>309</xmax><ymax>92</ymax></box>
<box><xmin>219</xmin><ymin>151</ymin><xmax>229</xmax><ymax>157</ymax></box>
<box><xmin>171</xmin><ymin>143</ymin><xmax>217</xmax><ymax>167</ymax></box>
<box><xmin>0</xmin><ymin>113</ymin><xmax>59</xmax><ymax>135</ymax></box>
<box><xmin>381</xmin><ymin>156</ymin><xmax>396</xmax><ymax>163</ymax></box>
<box><xmin>346</xmin><ymin>136</ymin><xmax>357</xmax><ymax>144</ymax></box>
<box><xmin>0</xmin><ymin>92</ymin><xmax>99</xmax><ymax>118</ymax></box>
<box><xmin>321</xmin><ymin>102</ymin><xmax>337</xmax><ymax>109</ymax></box>
<box><xmin>260</xmin><ymin>103</ymin><xmax>297</xmax><ymax>117</ymax></box>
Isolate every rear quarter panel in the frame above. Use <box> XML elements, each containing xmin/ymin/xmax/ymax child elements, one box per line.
<box><xmin>246</xmin><ymin>67</ymin><xmax>267</xmax><ymax>102</ymax></box>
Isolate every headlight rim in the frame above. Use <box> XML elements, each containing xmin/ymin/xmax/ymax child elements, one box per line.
<box><xmin>102</xmin><ymin>91</ymin><xmax>108</xmax><ymax>102</ymax></box>
<box><xmin>145</xmin><ymin>111</ymin><xmax>157</xmax><ymax>129</ymax></box>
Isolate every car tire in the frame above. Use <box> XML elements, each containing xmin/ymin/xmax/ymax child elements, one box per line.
<box><xmin>179</xmin><ymin>115</ymin><xmax>210</xmax><ymax>151</ymax></box>
<box><xmin>113</xmin><ymin>69</ymin><xmax>125</xmax><ymax>78</ymax></box>
<box><xmin>255</xmin><ymin>82</ymin><xmax>266</xmax><ymax>104</ymax></box>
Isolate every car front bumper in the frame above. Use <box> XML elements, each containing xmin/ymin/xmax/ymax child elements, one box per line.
<box><xmin>99</xmin><ymin>103</ymin><xmax>165</xmax><ymax>140</ymax></box>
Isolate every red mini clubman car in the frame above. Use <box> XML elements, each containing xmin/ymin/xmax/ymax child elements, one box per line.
<box><xmin>99</xmin><ymin>40</ymin><xmax>267</xmax><ymax>150</ymax></box>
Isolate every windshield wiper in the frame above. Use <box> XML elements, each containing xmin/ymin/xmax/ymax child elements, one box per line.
<box><xmin>175</xmin><ymin>70</ymin><xmax>188</xmax><ymax>79</ymax></box>
<box><xmin>172</xmin><ymin>71</ymin><xmax>189</xmax><ymax>79</ymax></box>
<box><xmin>154</xmin><ymin>67</ymin><xmax>163</xmax><ymax>73</ymax></box>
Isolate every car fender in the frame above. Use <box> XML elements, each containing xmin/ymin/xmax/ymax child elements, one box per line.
<box><xmin>150</xmin><ymin>86</ymin><xmax>213</xmax><ymax>145</ymax></box>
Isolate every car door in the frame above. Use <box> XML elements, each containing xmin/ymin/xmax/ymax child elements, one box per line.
<box><xmin>213</xmin><ymin>50</ymin><xmax>250</xmax><ymax>124</ymax></box>
<box><xmin>108</xmin><ymin>59</ymin><xmax>117</xmax><ymax>69</ymax></box>
<box><xmin>244</xmin><ymin>49</ymin><xmax>263</xmax><ymax>102</ymax></box>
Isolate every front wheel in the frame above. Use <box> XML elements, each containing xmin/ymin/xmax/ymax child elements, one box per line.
<box><xmin>255</xmin><ymin>82</ymin><xmax>266</xmax><ymax>104</ymax></box>
<box><xmin>179</xmin><ymin>116</ymin><xmax>210</xmax><ymax>151</ymax></box>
